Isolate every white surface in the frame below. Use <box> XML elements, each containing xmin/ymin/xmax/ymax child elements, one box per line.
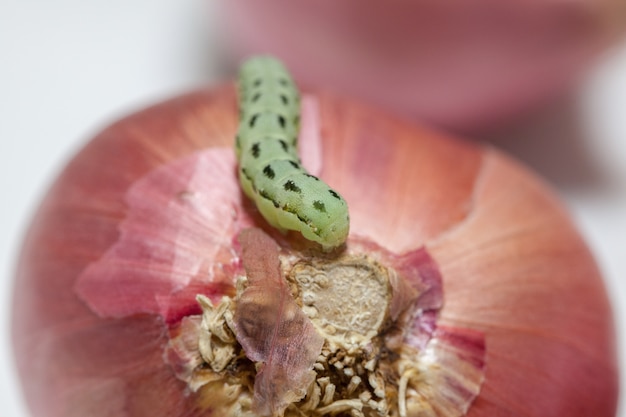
<box><xmin>0</xmin><ymin>2</ymin><xmax>624</xmax><ymax>416</ymax></box>
<box><xmin>0</xmin><ymin>1</ymin><xmax>224</xmax><ymax>416</ymax></box>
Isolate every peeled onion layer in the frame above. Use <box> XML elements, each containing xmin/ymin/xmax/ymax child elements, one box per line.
<box><xmin>12</xmin><ymin>87</ymin><xmax>617</xmax><ymax>417</ymax></box>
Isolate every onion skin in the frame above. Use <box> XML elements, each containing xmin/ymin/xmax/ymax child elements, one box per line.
<box><xmin>222</xmin><ymin>0</ymin><xmax>626</xmax><ymax>132</ymax></box>
<box><xmin>12</xmin><ymin>87</ymin><xmax>618</xmax><ymax>416</ymax></box>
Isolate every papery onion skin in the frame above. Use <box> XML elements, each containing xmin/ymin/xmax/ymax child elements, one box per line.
<box><xmin>221</xmin><ymin>0</ymin><xmax>626</xmax><ymax>132</ymax></box>
<box><xmin>12</xmin><ymin>86</ymin><xmax>617</xmax><ymax>416</ymax></box>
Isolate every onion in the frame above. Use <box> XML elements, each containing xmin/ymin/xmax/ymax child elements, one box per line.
<box><xmin>12</xmin><ymin>86</ymin><xmax>617</xmax><ymax>416</ymax></box>
<box><xmin>222</xmin><ymin>0</ymin><xmax>626</xmax><ymax>131</ymax></box>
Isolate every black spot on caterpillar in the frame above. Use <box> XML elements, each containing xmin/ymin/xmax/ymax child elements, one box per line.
<box><xmin>277</xmin><ymin>115</ymin><xmax>286</xmax><ymax>129</ymax></box>
<box><xmin>283</xmin><ymin>180</ymin><xmax>302</xmax><ymax>193</ymax></box>
<box><xmin>313</xmin><ymin>201</ymin><xmax>326</xmax><ymax>213</ymax></box>
<box><xmin>263</xmin><ymin>165</ymin><xmax>275</xmax><ymax>180</ymax></box>
<box><xmin>328</xmin><ymin>190</ymin><xmax>341</xmax><ymax>200</ymax></box>
<box><xmin>249</xmin><ymin>114</ymin><xmax>259</xmax><ymax>128</ymax></box>
<box><xmin>251</xmin><ymin>143</ymin><xmax>261</xmax><ymax>158</ymax></box>
<box><xmin>235</xmin><ymin>56</ymin><xmax>349</xmax><ymax>249</ymax></box>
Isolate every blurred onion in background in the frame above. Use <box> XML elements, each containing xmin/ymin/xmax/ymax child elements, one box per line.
<box><xmin>222</xmin><ymin>0</ymin><xmax>626</xmax><ymax>132</ymax></box>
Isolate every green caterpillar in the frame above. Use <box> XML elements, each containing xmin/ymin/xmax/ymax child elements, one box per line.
<box><xmin>235</xmin><ymin>56</ymin><xmax>349</xmax><ymax>250</ymax></box>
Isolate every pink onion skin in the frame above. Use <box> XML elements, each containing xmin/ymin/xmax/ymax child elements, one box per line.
<box><xmin>222</xmin><ymin>0</ymin><xmax>626</xmax><ymax>132</ymax></box>
<box><xmin>12</xmin><ymin>87</ymin><xmax>618</xmax><ymax>416</ymax></box>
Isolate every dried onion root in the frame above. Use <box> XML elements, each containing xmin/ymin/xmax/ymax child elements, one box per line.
<box><xmin>165</xmin><ymin>228</ymin><xmax>486</xmax><ymax>417</ymax></box>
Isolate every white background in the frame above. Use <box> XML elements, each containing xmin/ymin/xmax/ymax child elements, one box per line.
<box><xmin>1</xmin><ymin>1</ymin><xmax>624</xmax><ymax>416</ymax></box>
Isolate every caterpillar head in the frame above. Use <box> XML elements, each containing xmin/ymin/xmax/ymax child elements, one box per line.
<box><xmin>278</xmin><ymin>174</ymin><xmax>350</xmax><ymax>251</ymax></box>
<box><xmin>305</xmin><ymin>208</ymin><xmax>350</xmax><ymax>252</ymax></box>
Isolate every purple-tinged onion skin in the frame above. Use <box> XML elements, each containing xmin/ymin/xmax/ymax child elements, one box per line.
<box><xmin>12</xmin><ymin>87</ymin><xmax>618</xmax><ymax>416</ymax></box>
